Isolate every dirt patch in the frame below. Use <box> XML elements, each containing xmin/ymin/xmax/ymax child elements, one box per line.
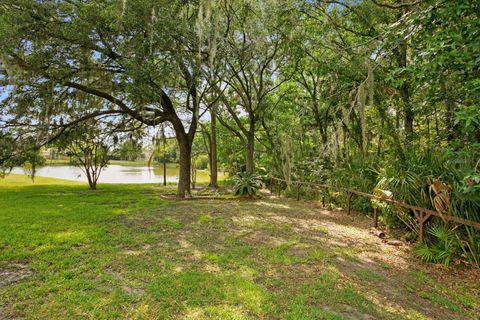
<box><xmin>0</xmin><ymin>264</ymin><xmax>33</xmax><ymax>320</ymax></box>
<box><xmin>242</xmin><ymin>231</ymin><xmax>288</xmax><ymax>246</ymax></box>
<box><xmin>0</xmin><ymin>264</ymin><xmax>33</xmax><ymax>287</ymax></box>
<box><xmin>104</xmin><ymin>270</ymin><xmax>145</xmax><ymax>298</ymax></box>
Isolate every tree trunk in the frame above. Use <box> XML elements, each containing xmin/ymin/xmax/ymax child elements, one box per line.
<box><xmin>209</xmin><ymin>106</ymin><xmax>218</xmax><ymax>188</ymax></box>
<box><xmin>442</xmin><ymin>82</ymin><xmax>457</xmax><ymax>142</ymax></box>
<box><xmin>163</xmin><ymin>158</ymin><xmax>167</xmax><ymax>186</ymax></box>
<box><xmin>85</xmin><ymin>167</ymin><xmax>96</xmax><ymax>190</ymax></box>
<box><xmin>395</xmin><ymin>0</ymin><xmax>414</xmax><ymax>145</ymax></box>
<box><xmin>162</xmin><ymin>125</ymin><xmax>167</xmax><ymax>186</ymax></box>
<box><xmin>191</xmin><ymin>157</ymin><xmax>196</xmax><ymax>189</ymax></box>
<box><xmin>246</xmin><ymin>130</ymin><xmax>255</xmax><ymax>174</ymax></box>
<box><xmin>404</xmin><ymin>95</ymin><xmax>414</xmax><ymax>142</ymax></box>
<box><xmin>377</xmin><ymin>118</ymin><xmax>383</xmax><ymax>156</ymax></box>
<box><xmin>87</xmin><ymin>175</ymin><xmax>96</xmax><ymax>190</ymax></box>
<box><xmin>397</xmin><ymin>41</ymin><xmax>414</xmax><ymax>143</ymax></box>
<box><xmin>176</xmin><ymin>133</ymin><xmax>192</xmax><ymax>197</ymax></box>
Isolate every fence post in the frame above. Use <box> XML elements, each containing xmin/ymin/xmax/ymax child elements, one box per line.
<box><xmin>270</xmin><ymin>177</ymin><xmax>273</xmax><ymax>194</ymax></box>
<box><xmin>296</xmin><ymin>183</ymin><xmax>301</xmax><ymax>201</ymax></box>
<box><xmin>373</xmin><ymin>207</ymin><xmax>378</xmax><ymax>228</ymax></box>
<box><xmin>347</xmin><ymin>192</ymin><xmax>353</xmax><ymax>215</ymax></box>
<box><xmin>418</xmin><ymin>211</ymin><xmax>426</xmax><ymax>242</ymax></box>
<box><xmin>414</xmin><ymin>210</ymin><xmax>432</xmax><ymax>242</ymax></box>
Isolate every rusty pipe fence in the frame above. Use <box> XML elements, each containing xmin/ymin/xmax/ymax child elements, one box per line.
<box><xmin>269</xmin><ymin>177</ymin><xmax>480</xmax><ymax>241</ymax></box>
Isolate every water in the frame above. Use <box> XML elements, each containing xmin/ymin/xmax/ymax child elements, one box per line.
<box><xmin>11</xmin><ymin>164</ymin><xmax>213</xmax><ymax>184</ymax></box>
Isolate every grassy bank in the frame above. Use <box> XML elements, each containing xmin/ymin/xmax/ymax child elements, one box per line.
<box><xmin>0</xmin><ymin>175</ymin><xmax>478</xmax><ymax>319</ymax></box>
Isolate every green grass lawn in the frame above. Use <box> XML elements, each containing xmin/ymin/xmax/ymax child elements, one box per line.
<box><xmin>1</xmin><ymin>175</ymin><xmax>479</xmax><ymax>319</ymax></box>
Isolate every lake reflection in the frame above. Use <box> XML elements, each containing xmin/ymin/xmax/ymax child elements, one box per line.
<box><xmin>11</xmin><ymin>164</ymin><xmax>210</xmax><ymax>184</ymax></box>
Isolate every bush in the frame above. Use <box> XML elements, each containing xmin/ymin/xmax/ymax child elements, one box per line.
<box><xmin>413</xmin><ymin>224</ymin><xmax>461</xmax><ymax>267</ymax></box>
<box><xmin>195</xmin><ymin>155</ymin><xmax>209</xmax><ymax>170</ymax></box>
<box><xmin>232</xmin><ymin>172</ymin><xmax>263</xmax><ymax>198</ymax></box>
<box><xmin>283</xmin><ymin>185</ymin><xmax>320</xmax><ymax>200</ymax></box>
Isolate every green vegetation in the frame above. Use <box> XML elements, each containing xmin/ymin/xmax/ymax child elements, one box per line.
<box><xmin>1</xmin><ymin>0</ymin><xmax>479</xmax><ymax>317</ymax></box>
<box><xmin>1</xmin><ymin>175</ymin><xmax>478</xmax><ymax>319</ymax></box>
<box><xmin>232</xmin><ymin>172</ymin><xmax>263</xmax><ymax>198</ymax></box>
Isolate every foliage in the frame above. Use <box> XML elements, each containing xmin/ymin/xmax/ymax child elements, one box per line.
<box><xmin>0</xmin><ymin>132</ymin><xmax>18</xmax><ymax>178</ymax></box>
<box><xmin>458</xmin><ymin>226</ymin><xmax>480</xmax><ymax>267</ymax></box>
<box><xmin>414</xmin><ymin>224</ymin><xmax>461</xmax><ymax>267</ymax></box>
<box><xmin>0</xmin><ymin>133</ymin><xmax>44</xmax><ymax>180</ymax></box>
<box><xmin>327</xmin><ymin>157</ymin><xmax>378</xmax><ymax>212</ymax></box>
<box><xmin>55</xmin><ymin>121</ymin><xmax>112</xmax><ymax>190</ymax></box>
<box><xmin>194</xmin><ymin>154</ymin><xmax>209</xmax><ymax>170</ymax></box>
<box><xmin>0</xmin><ymin>0</ymin><xmax>215</xmax><ymax>197</ymax></box>
<box><xmin>232</xmin><ymin>172</ymin><xmax>263</xmax><ymax>198</ymax></box>
<box><xmin>115</xmin><ymin>133</ymin><xmax>144</xmax><ymax>162</ymax></box>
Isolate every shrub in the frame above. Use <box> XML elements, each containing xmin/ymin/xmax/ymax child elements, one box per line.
<box><xmin>194</xmin><ymin>154</ymin><xmax>209</xmax><ymax>170</ymax></box>
<box><xmin>413</xmin><ymin>224</ymin><xmax>461</xmax><ymax>267</ymax></box>
<box><xmin>232</xmin><ymin>172</ymin><xmax>263</xmax><ymax>198</ymax></box>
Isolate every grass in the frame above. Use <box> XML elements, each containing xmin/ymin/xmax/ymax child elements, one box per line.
<box><xmin>0</xmin><ymin>174</ymin><xmax>478</xmax><ymax>319</ymax></box>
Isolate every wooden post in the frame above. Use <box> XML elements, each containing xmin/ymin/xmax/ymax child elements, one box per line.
<box><xmin>414</xmin><ymin>210</ymin><xmax>432</xmax><ymax>242</ymax></box>
<box><xmin>419</xmin><ymin>212</ymin><xmax>426</xmax><ymax>242</ymax></box>
<box><xmin>373</xmin><ymin>207</ymin><xmax>378</xmax><ymax>228</ymax></box>
<box><xmin>296</xmin><ymin>183</ymin><xmax>301</xmax><ymax>201</ymax></box>
<box><xmin>347</xmin><ymin>192</ymin><xmax>353</xmax><ymax>215</ymax></box>
<box><xmin>269</xmin><ymin>177</ymin><xmax>273</xmax><ymax>194</ymax></box>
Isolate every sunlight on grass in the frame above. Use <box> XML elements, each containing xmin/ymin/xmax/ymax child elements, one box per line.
<box><xmin>53</xmin><ymin>230</ymin><xmax>86</xmax><ymax>243</ymax></box>
<box><xmin>287</xmin><ymin>268</ymin><xmax>386</xmax><ymax>319</ymax></box>
<box><xmin>0</xmin><ymin>176</ymin><xmax>477</xmax><ymax>319</ymax></box>
<box><xmin>148</xmin><ymin>271</ymin><xmax>271</xmax><ymax>317</ymax></box>
<box><xmin>0</xmin><ymin>173</ymin><xmax>83</xmax><ymax>186</ymax></box>
<box><xmin>353</xmin><ymin>268</ymin><xmax>383</xmax><ymax>282</ymax></box>
<box><xmin>184</xmin><ymin>305</ymin><xmax>248</xmax><ymax>320</ymax></box>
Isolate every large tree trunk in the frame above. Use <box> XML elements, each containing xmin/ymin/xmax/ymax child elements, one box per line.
<box><xmin>245</xmin><ymin>128</ymin><xmax>255</xmax><ymax>174</ymax></box>
<box><xmin>161</xmin><ymin>125</ymin><xmax>167</xmax><ymax>186</ymax></box>
<box><xmin>209</xmin><ymin>106</ymin><xmax>219</xmax><ymax>188</ymax></box>
<box><xmin>176</xmin><ymin>133</ymin><xmax>192</xmax><ymax>197</ymax></box>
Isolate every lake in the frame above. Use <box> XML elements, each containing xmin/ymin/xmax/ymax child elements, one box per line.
<box><xmin>11</xmin><ymin>164</ymin><xmax>220</xmax><ymax>184</ymax></box>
